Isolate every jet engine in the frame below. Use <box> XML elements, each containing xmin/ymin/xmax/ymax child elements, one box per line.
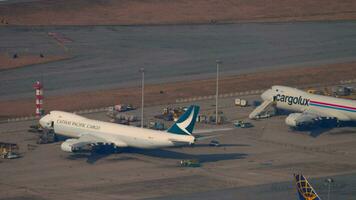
<box><xmin>285</xmin><ymin>113</ymin><xmax>316</xmax><ymax>128</ymax></box>
<box><xmin>61</xmin><ymin>139</ymin><xmax>83</xmax><ymax>153</ymax></box>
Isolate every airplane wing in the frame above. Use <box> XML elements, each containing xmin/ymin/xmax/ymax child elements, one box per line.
<box><xmin>76</xmin><ymin>134</ymin><xmax>109</xmax><ymax>143</ymax></box>
<box><xmin>169</xmin><ymin>133</ymin><xmax>224</xmax><ymax>146</ymax></box>
<box><xmin>61</xmin><ymin>133</ymin><xmax>126</xmax><ymax>152</ymax></box>
<box><xmin>285</xmin><ymin>105</ymin><xmax>345</xmax><ymax>128</ymax></box>
<box><xmin>303</xmin><ymin>106</ymin><xmax>350</xmax><ymax>121</ymax></box>
<box><xmin>193</xmin><ymin>127</ymin><xmax>233</xmax><ymax>134</ymax></box>
<box><xmin>193</xmin><ymin>127</ymin><xmax>233</xmax><ymax>142</ymax></box>
<box><xmin>285</xmin><ymin>111</ymin><xmax>321</xmax><ymax>128</ymax></box>
<box><xmin>194</xmin><ymin>134</ymin><xmax>224</xmax><ymax>142</ymax></box>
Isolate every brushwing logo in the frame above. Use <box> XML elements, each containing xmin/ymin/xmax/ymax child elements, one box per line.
<box><xmin>176</xmin><ymin>108</ymin><xmax>195</xmax><ymax>135</ymax></box>
<box><xmin>167</xmin><ymin>105</ymin><xmax>199</xmax><ymax>135</ymax></box>
<box><xmin>295</xmin><ymin>174</ymin><xmax>321</xmax><ymax>200</ymax></box>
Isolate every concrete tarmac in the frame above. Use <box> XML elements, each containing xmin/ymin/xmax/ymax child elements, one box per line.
<box><xmin>1</xmin><ymin>95</ymin><xmax>356</xmax><ymax>199</ymax></box>
<box><xmin>1</xmin><ymin>21</ymin><xmax>356</xmax><ymax>100</ymax></box>
<box><xmin>148</xmin><ymin>173</ymin><xmax>356</xmax><ymax>200</ymax></box>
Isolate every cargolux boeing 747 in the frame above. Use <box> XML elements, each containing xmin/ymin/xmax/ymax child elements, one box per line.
<box><xmin>39</xmin><ymin>105</ymin><xmax>200</xmax><ymax>153</ymax></box>
<box><xmin>250</xmin><ymin>85</ymin><xmax>356</xmax><ymax>128</ymax></box>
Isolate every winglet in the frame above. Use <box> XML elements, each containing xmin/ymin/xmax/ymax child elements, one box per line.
<box><xmin>294</xmin><ymin>174</ymin><xmax>321</xmax><ymax>200</ymax></box>
<box><xmin>167</xmin><ymin>105</ymin><xmax>200</xmax><ymax>135</ymax></box>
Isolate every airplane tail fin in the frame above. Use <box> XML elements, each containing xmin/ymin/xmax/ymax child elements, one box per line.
<box><xmin>294</xmin><ymin>174</ymin><xmax>321</xmax><ymax>200</ymax></box>
<box><xmin>167</xmin><ymin>105</ymin><xmax>200</xmax><ymax>135</ymax></box>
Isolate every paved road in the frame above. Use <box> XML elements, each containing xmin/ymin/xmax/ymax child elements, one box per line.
<box><xmin>1</xmin><ymin>21</ymin><xmax>356</xmax><ymax>100</ymax></box>
<box><xmin>0</xmin><ymin>0</ymin><xmax>40</xmax><ymax>4</ymax></box>
<box><xmin>148</xmin><ymin>173</ymin><xmax>356</xmax><ymax>200</ymax></box>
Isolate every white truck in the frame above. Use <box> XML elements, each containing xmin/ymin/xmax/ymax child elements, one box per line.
<box><xmin>235</xmin><ymin>98</ymin><xmax>248</xmax><ymax>107</ymax></box>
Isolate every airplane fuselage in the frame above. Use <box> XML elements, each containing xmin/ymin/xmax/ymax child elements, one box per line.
<box><xmin>41</xmin><ymin>111</ymin><xmax>195</xmax><ymax>149</ymax></box>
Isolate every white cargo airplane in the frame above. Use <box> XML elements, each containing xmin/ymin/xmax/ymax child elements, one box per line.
<box><xmin>39</xmin><ymin>105</ymin><xmax>200</xmax><ymax>153</ymax></box>
<box><xmin>250</xmin><ymin>86</ymin><xmax>356</xmax><ymax>128</ymax></box>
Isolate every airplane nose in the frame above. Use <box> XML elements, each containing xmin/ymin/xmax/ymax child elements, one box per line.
<box><xmin>261</xmin><ymin>89</ymin><xmax>274</xmax><ymax>101</ymax></box>
<box><xmin>39</xmin><ymin>116</ymin><xmax>46</xmax><ymax>128</ymax></box>
<box><xmin>39</xmin><ymin>114</ymin><xmax>50</xmax><ymax>128</ymax></box>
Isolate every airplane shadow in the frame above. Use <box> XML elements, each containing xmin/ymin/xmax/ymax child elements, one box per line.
<box><xmin>309</xmin><ymin>127</ymin><xmax>334</xmax><ymax>138</ymax></box>
<box><xmin>191</xmin><ymin>144</ymin><xmax>250</xmax><ymax>148</ymax></box>
<box><xmin>293</xmin><ymin>126</ymin><xmax>336</xmax><ymax>138</ymax></box>
<box><xmin>122</xmin><ymin>148</ymin><xmax>248</xmax><ymax>163</ymax></box>
<box><xmin>67</xmin><ymin>152</ymin><xmax>113</xmax><ymax>164</ymax></box>
<box><xmin>66</xmin><ymin>147</ymin><xmax>248</xmax><ymax>164</ymax></box>
<box><xmin>338</xmin><ymin>121</ymin><xmax>356</xmax><ymax>128</ymax></box>
<box><xmin>293</xmin><ymin>121</ymin><xmax>356</xmax><ymax>138</ymax></box>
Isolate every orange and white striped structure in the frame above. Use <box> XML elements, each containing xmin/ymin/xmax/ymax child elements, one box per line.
<box><xmin>33</xmin><ymin>81</ymin><xmax>44</xmax><ymax>118</ymax></box>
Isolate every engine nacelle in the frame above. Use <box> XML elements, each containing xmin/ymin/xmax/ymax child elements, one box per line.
<box><xmin>285</xmin><ymin>113</ymin><xmax>315</xmax><ymax>128</ymax></box>
<box><xmin>61</xmin><ymin>139</ymin><xmax>81</xmax><ymax>153</ymax></box>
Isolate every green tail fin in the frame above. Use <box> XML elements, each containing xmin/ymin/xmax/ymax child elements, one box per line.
<box><xmin>167</xmin><ymin>105</ymin><xmax>200</xmax><ymax>135</ymax></box>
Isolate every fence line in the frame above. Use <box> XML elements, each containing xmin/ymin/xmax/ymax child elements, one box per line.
<box><xmin>2</xmin><ymin>78</ymin><xmax>356</xmax><ymax>124</ymax></box>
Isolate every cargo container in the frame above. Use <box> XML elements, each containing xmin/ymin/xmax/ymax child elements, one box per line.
<box><xmin>179</xmin><ymin>159</ymin><xmax>201</xmax><ymax>167</ymax></box>
<box><xmin>235</xmin><ymin>98</ymin><xmax>248</xmax><ymax>107</ymax></box>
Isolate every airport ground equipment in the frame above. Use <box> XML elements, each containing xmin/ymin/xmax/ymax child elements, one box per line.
<box><xmin>0</xmin><ymin>142</ymin><xmax>20</xmax><ymax>159</ymax></box>
<box><xmin>307</xmin><ymin>88</ymin><xmax>321</xmax><ymax>95</ymax></box>
<box><xmin>179</xmin><ymin>159</ymin><xmax>201</xmax><ymax>167</ymax></box>
<box><xmin>208</xmin><ymin>114</ymin><xmax>226</xmax><ymax>124</ymax></box>
<box><xmin>109</xmin><ymin>114</ymin><xmax>138</xmax><ymax>125</ymax></box>
<box><xmin>254</xmin><ymin>112</ymin><xmax>274</xmax><ymax>119</ymax></box>
<box><xmin>331</xmin><ymin>86</ymin><xmax>356</xmax><ymax>99</ymax></box>
<box><xmin>28</xmin><ymin>124</ymin><xmax>56</xmax><ymax>144</ymax></box>
<box><xmin>106</xmin><ymin>104</ymin><xmax>137</xmax><ymax>121</ymax></box>
<box><xmin>112</xmin><ymin>104</ymin><xmax>134</xmax><ymax>112</ymax></box>
<box><xmin>0</xmin><ymin>18</ymin><xmax>8</xmax><ymax>24</ymax></box>
<box><xmin>209</xmin><ymin>140</ymin><xmax>220</xmax><ymax>147</ymax></box>
<box><xmin>154</xmin><ymin>107</ymin><xmax>173</xmax><ymax>121</ymax></box>
<box><xmin>154</xmin><ymin>106</ymin><xmax>187</xmax><ymax>121</ymax></box>
<box><xmin>235</xmin><ymin>98</ymin><xmax>248</xmax><ymax>107</ymax></box>
<box><xmin>249</xmin><ymin>100</ymin><xmax>275</xmax><ymax>119</ymax></box>
<box><xmin>332</xmin><ymin>85</ymin><xmax>352</xmax><ymax>96</ymax></box>
<box><xmin>233</xmin><ymin>120</ymin><xmax>253</xmax><ymax>128</ymax></box>
<box><xmin>197</xmin><ymin>114</ymin><xmax>208</xmax><ymax>123</ymax></box>
<box><xmin>28</xmin><ymin>124</ymin><xmax>43</xmax><ymax>133</ymax></box>
<box><xmin>2</xmin><ymin>152</ymin><xmax>20</xmax><ymax>159</ymax></box>
<box><xmin>172</xmin><ymin>107</ymin><xmax>187</xmax><ymax>121</ymax></box>
<box><xmin>307</xmin><ymin>86</ymin><xmax>354</xmax><ymax>97</ymax></box>
<box><xmin>307</xmin><ymin>87</ymin><xmax>333</xmax><ymax>96</ymax></box>
<box><xmin>37</xmin><ymin>129</ymin><xmax>56</xmax><ymax>144</ymax></box>
<box><xmin>148</xmin><ymin>121</ymin><xmax>165</xmax><ymax>130</ymax></box>
<box><xmin>197</xmin><ymin>111</ymin><xmax>226</xmax><ymax>124</ymax></box>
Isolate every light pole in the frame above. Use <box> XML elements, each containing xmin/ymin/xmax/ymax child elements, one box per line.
<box><xmin>140</xmin><ymin>67</ymin><xmax>145</xmax><ymax>128</ymax></box>
<box><xmin>215</xmin><ymin>60</ymin><xmax>221</xmax><ymax>125</ymax></box>
<box><xmin>325</xmin><ymin>178</ymin><xmax>334</xmax><ymax>200</ymax></box>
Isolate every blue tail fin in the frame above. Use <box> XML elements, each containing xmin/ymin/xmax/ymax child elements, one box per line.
<box><xmin>294</xmin><ymin>174</ymin><xmax>321</xmax><ymax>200</ymax></box>
<box><xmin>167</xmin><ymin>105</ymin><xmax>200</xmax><ymax>135</ymax></box>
